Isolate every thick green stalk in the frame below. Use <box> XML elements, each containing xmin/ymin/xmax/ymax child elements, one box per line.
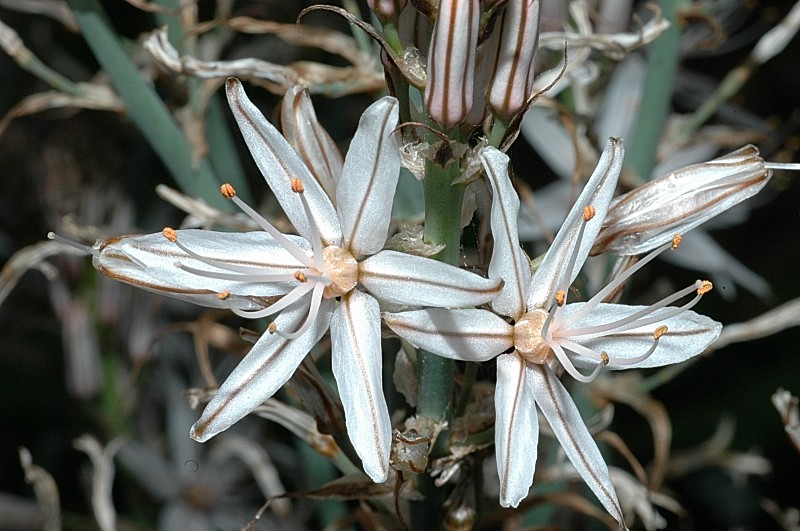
<box><xmin>67</xmin><ymin>0</ymin><xmax>231</xmax><ymax>210</ymax></box>
<box><xmin>625</xmin><ymin>0</ymin><xmax>687</xmax><ymax>183</ymax></box>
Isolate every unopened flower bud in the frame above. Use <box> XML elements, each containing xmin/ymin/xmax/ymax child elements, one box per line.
<box><xmin>487</xmin><ymin>0</ymin><xmax>541</xmax><ymax>121</ymax></box>
<box><xmin>592</xmin><ymin>145</ymin><xmax>770</xmax><ymax>256</ymax></box>
<box><xmin>424</xmin><ymin>0</ymin><xmax>479</xmax><ymax>129</ymax></box>
<box><xmin>368</xmin><ymin>0</ymin><xmax>408</xmax><ymax>21</ymax></box>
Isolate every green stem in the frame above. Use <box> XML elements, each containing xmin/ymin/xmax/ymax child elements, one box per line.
<box><xmin>625</xmin><ymin>0</ymin><xmax>686</xmax><ymax>183</ymax></box>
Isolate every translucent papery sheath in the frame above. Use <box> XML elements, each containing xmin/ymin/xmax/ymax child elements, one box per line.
<box><xmin>592</xmin><ymin>145</ymin><xmax>771</xmax><ymax>256</ymax></box>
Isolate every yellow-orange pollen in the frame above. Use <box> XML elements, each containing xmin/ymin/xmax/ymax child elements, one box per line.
<box><xmin>220</xmin><ymin>183</ymin><xmax>236</xmax><ymax>199</ymax></box>
<box><xmin>290</xmin><ymin>178</ymin><xmax>305</xmax><ymax>193</ymax></box>
<box><xmin>600</xmin><ymin>351</ymin><xmax>609</xmax><ymax>365</ymax></box>
<box><xmin>554</xmin><ymin>290</ymin><xmax>567</xmax><ymax>307</ymax></box>
<box><xmin>321</xmin><ymin>246</ymin><xmax>358</xmax><ymax>299</ymax></box>
<box><xmin>697</xmin><ymin>280</ymin><xmax>713</xmax><ymax>295</ymax></box>
<box><xmin>268</xmin><ymin>322</ymin><xmax>277</xmax><ymax>334</ymax></box>
<box><xmin>653</xmin><ymin>325</ymin><xmax>668</xmax><ymax>340</ymax></box>
<box><xmin>513</xmin><ymin>310</ymin><xmax>553</xmax><ymax>364</ymax></box>
<box><xmin>294</xmin><ymin>271</ymin><xmax>307</xmax><ymax>282</ymax></box>
<box><xmin>671</xmin><ymin>234</ymin><xmax>682</xmax><ymax>250</ymax></box>
<box><xmin>217</xmin><ymin>290</ymin><xmax>230</xmax><ymax>300</ymax></box>
<box><xmin>162</xmin><ymin>227</ymin><xmax>177</xmax><ymax>242</ymax></box>
<box><xmin>583</xmin><ymin>205</ymin><xmax>596</xmax><ymax>221</ymax></box>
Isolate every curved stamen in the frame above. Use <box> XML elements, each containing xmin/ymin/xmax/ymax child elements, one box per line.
<box><xmin>220</xmin><ymin>183</ymin><xmax>316</xmax><ymax>269</ymax></box>
<box><xmin>564</xmin><ymin>238</ymin><xmax>676</xmax><ymax>328</ymax></box>
<box><xmin>550</xmin><ymin>342</ymin><xmax>604</xmax><ymax>383</ymax></box>
<box><xmin>558</xmin><ymin>331</ymin><xmax>661</xmax><ymax>368</ymax></box>
<box><xmin>272</xmin><ymin>282</ymin><xmax>326</xmax><ymax>339</ymax></box>
<box><xmin>231</xmin><ymin>282</ymin><xmax>315</xmax><ymax>319</ymax></box>
<box><xmin>290</xmin><ymin>178</ymin><xmax>325</xmax><ymax>271</ymax></box>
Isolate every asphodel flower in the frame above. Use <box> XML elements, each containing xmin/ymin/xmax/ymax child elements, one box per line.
<box><xmin>383</xmin><ymin>139</ymin><xmax>721</xmax><ymax>522</ymax></box>
<box><xmin>592</xmin><ymin>145</ymin><xmax>772</xmax><ymax>256</ymax></box>
<box><xmin>77</xmin><ymin>78</ymin><xmax>501</xmax><ymax>483</ymax></box>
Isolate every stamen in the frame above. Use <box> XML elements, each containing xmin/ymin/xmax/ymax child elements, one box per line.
<box><xmin>272</xmin><ymin>282</ymin><xmax>325</xmax><ymax>339</ymax></box>
<box><xmin>564</xmin><ymin>239</ymin><xmax>675</xmax><ymax>328</ymax></box>
<box><xmin>220</xmin><ymin>182</ymin><xmax>315</xmax><ymax>268</ymax></box>
<box><xmin>583</xmin><ymin>205</ymin><xmax>595</xmax><ymax>221</ymax></box>
<box><xmin>231</xmin><ymin>282</ymin><xmax>314</xmax><ymax>319</ymax></box>
<box><xmin>600</xmin><ymin>351</ymin><xmax>609</xmax><ymax>365</ymax></box>
<box><xmin>217</xmin><ymin>290</ymin><xmax>230</xmax><ymax>300</ymax></box>
<box><xmin>550</xmin><ymin>209</ymin><xmax>593</xmax><ymax>308</ymax></box>
<box><xmin>550</xmin><ymin>342</ymin><xmax>604</xmax><ymax>383</ymax></box>
<box><xmin>175</xmin><ymin>262</ymin><xmax>300</xmax><ymax>283</ymax></box>
<box><xmin>47</xmin><ymin>232</ymin><xmax>97</xmax><ymax>256</ymax></box>
<box><xmin>268</xmin><ymin>322</ymin><xmax>277</xmax><ymax>334</ymax></box>
<box><xmin>295</xmin><ymin>271</ymin><xmax>307</xmax><ymax>282</ymax></box>
<box><xmin>563</xmin><ymin>280</ymin><xmax>705</xmax><ymax>337</ymax></box>
<box><xmin>290</xmin><ymin>179</ymin><xmax>325</xmax><ymax>271</ymax></box>
<box><xmin>653</xmin><ymin>325</ymin><xmax>668</xmax><ymax>339</ymax></box>
<box><xmin>671</xmin><ymin>234</ymin><xmax>682</xmax><ymax>250</ymax></box>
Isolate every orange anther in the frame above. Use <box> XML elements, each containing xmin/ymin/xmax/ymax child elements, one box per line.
<box><xmin>294</xmin><ymin>271</ymin><xmax>307</xmax><ymax>282</ymax></box>
<box><xmin>583</xmin><ymin>205</ymin><xmax>596</xmax><ymax>222</ymax></box>
<box><xmin>217</xmin><ymin>290</ymin><xmax>230</xmax><ymax>300</ymax></box>
<box><xmin>220</xmin><ymin>183</ymin><xmax>236</xmax><ymax>199</ymax></box>
<box><xmin>600</xmin><ymin>351</ymin><xmax>610</xmax><ymax>365</ymax></box>
<box><xmin>555</xmin><ymin>290</ymin><xmax>567</xmax><ymax>306</ymax></box>
<box><xmin>671</xmin><ymin>234</ymin><xmax>682</xmax><ymax>250</ymax></box>
<box><xmin>653</xmin><ymin>325</ymin><xmax>668</xmax><ymax>340</ymax></box>
<box><xmin>290</xmin><ymin>178</ymin><xmax>304</xmax><ymax>193</ymax></box>
<box><xmin>697</xmin><ymin>280</ymin><xmax>713</xmax><ymax>295</ymax></box>
<box><xmin>162</xmin><ymin>227</ymin><xmax>178</xmax><ymax>242</ymax></box>
<box><xmin>268</xmin><ymin>322</ymin><xmax>277</xmax><ymax>334</ymax></box>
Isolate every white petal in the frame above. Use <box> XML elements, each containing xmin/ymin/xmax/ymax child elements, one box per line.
<box><xmin>190</xmin><ymin>298</ymin><xmax>334</xmax><ymax>442</ymax></box>
<box><xmin>94</xmin><ymin>231</ymin><xmax>306</xmax><ymax>309</ymax></box>
<box><xmin>359</xmin><ymin>250</ymin><xmax>502</xmax><ymax>307</ymax></box>
<box><xmin>595</xmin><ymin>145</ymin><xmax>769</xmax><ymax>256</ymax></box>
<box><xmin>337</xmin><ymin>97</ymin><xmax>401</xmax><ymax>257</ymax></box>
<box><xmin>529</xmin><ymin>364</ymin><xmax>626</xmax><ymax>527</ymax></box>
<box><xmin>562</xmin><ymin>303</ymin><xmax>721</xmax><ymax>370</ymax></box>
<box><xmin>281</xmin><ymin>85</ymin><xmax>343</xmax><ymax>200</ymax></box>
<box><xmin>482</xmin><ymin>146</ymin><xmax>531</xmax><ymax>319</ymax></box>
<box><xmin>527</xmin><ymin>138</ymin><xmax>624</xmax><ymax>310</ymax></box>
<box><xmin>495</xmin><ymin>353</ymin><xmax>539</xmax><ymax>508</ymax></box>
<box><xmin>383</xmin><ymin>309</ymin><xmax>512</xmax><ymax>361</ymax></box>
<box><xmin>226</xmin><ymin>78</ymin><xmax>342</xmax><ymax>246</ymax></box>
<box><xmin>331</xmin><ymin>290</ymin><xmax>392</xmax><ymax>483</ymax></box>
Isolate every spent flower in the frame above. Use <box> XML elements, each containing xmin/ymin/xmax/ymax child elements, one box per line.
<box><xmin>384</xmin><ymin>139</ymin><xmax>721</xmax><ymax>522</ymax></box>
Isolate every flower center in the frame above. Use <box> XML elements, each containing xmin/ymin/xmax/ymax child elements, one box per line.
<box><xmin>513</xmin><ymin>309</ymin><xmax>553</xmax><ymax>364</ymax></box>
<box><xmin>321</xmin><ymin>245</ymin><xmax>358</xmax><ymax>299</ymax></box>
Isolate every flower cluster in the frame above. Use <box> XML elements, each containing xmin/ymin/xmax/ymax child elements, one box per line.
<box><xmin>45</xmin><ymin>1</ymin><xmax>794</xmax><ymax>528</ymax></box>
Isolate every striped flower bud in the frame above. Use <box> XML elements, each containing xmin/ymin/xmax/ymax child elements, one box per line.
<box><xmin>487</xmin><ymin>0</ymin><xmax>541</xmax><ymax>121</ymax></box>
<box><xmin>424</xmin><ymin>0</ymin><xmax>479</xmax><ymax>129</ymax></box>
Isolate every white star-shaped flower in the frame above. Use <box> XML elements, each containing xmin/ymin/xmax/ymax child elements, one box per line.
<box><xmin>89</xmin><ymin>78</ymin><xmax>502</xmax><ymax>483</ymax></box>
<box><xmin>384</xmin><ymin>139</ymin><xmax>721</xmax><ymax>524</ymax></box>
